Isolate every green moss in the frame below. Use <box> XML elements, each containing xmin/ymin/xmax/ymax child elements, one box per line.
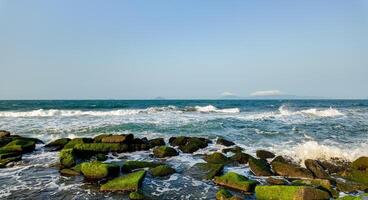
<box><xmin>153</xmin><ymin>146</ymin><xmax>178</xmax><ymax>158</ymax></box>
<box><xmin>249</xmin><ymin>157</ymin><xmax>273</xmax><ymax>176</ymax></box>
<box><xmin>45</xmin><ymin>138</ymin><xmax>70</xmax><ymax>148</ymax></box>
<box><xmin>100</xmin><ymin>170</ymin><xmax>146</xmax><ymax>192</ymax></box>
<box><xmin>59</xmin><ymin>148</ymin><xmax>76</xmax><ymax>168</ymax></box>
<box><xmin>351</xmin><ymin>157</ymin><xmax>368</xmax><ymax>170</ymax></box>
<box><xmin>214</xmin><ymin>172</ymin><xmax>257</xmax><ymax>192</ymax></box>
<box><xmin>81</xmin><ymin>161</ymin><xmax>119</xmax><ymax>179</ymax></box>
<box><xmin>71</xmin><ymin>163</ymin><xmax>82</xmax><ymax>173</ymax></box>
<box><xmin>121</xmin><ymin>160</ymin><xmax>162</xmax><ymax>172</ymax></box>
<box><xmin>186</xmin><ymin>162</ymin><xmax>224</xmax><ymax>180</ymax></box>
<box><xmin>203</xmin><ymin>152</ymin><xmax>229</xmax><ymax>164</ymax></box>
<box><xmin>129</xmin><ymin>191</ymin><xmax>145</xmax><ymax>200</ymax></box>
<box><xmin>74</xmin><ymin>143</ymin><xmax>128</xmax><ymax>155</ymax></box>
<box><xmin>216</xmin><ymin>189</ymin><xmax>232</xmax><ymax>200</ymax></box>
<box><xmin>336</xmin><ymin>179</ymin><xmax>368</xmax><ymax>193</ymax></box>
<box><xmin>0</xmin><ymin>139</ymin><xmax>36</xmax><ymax>153</ymax></box>
<box><xmin>292</xmin><ymin>178</ymin><xmax>338</xmax><ymax>198</ymax></box>
<box><xmin>150</xmin><ymin>165</ymin><xmax>176</xmax><ymax>177</ymax></box>
<box><xmin>255</xmin><ymin>185</ymin><xmax>330</xmax><ymax>200</ymax></box>
<box><xmin>342</xmin><ymin>169</ymin><xmax>368</xmax><ymax>184</ymax></box>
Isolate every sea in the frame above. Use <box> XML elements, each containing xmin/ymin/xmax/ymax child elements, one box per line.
<box><xmin>0</xmin><ymin>100</ymin><xmax>367</xmax><ymax>199</ymax></box>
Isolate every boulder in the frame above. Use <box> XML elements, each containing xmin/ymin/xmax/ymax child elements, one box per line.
<box><xmin>271</xmin><ymin>155</ymin><xmax>293</xmax><ymax>164</ymax></box>
<box><xmin>222</xmin><ymin>146</ymin><xmax>244</xmax><ymax>154</ymax></box>
<box><xmin>74</xmin><ymin>143</ymin><xmax>128</xmax><ymax>156</ymax></box>
<box><xmin>186</xmin><ymin>162</ymin><xmax>223</xmax><ymax>180</ymax></box>
<box><xmin>100</xmin><ymin>170</ymin><xmax>146</xmax><ymax>192</ymax></box>
<box><xmin>271</xmin><ymin>161</ymin><xmax>314</xmax><ymax>179</ymax></box>
<box><xmin>129</xmin><ymin>191</ymin><xmax>145</xmax><ymax>200</ymax></box>
<box><xmin>203</xmin><ymin>152</ymin><xmax>230</xmax><ymax>164</ymax></box>
<box><xmin>121</xmin><ymin>160</ymin><xmax>162</xmax><ymax>172</ymax></box>
<box><xmin>213</xmin><ymin>172</ymin><xmax>257</xmax><ymax>192</ymax></box>
<box><xmin>59</xmin><ymin>148</ymin><xmax>76</xmax><ymax>168</ymax></box>
<box><xmin>0</xmin><ymin>138</ymin><xmax>36</xmax><ymax>153</ymax></box>
<box><xmin>60</xmin><ymin>168</ymin><xmax>80</xmax><ymax>176</ymax></box>
<box><xmin>216</xmin><ymin>137</ymin><xmax>235</xmax><ymax>147</ymax></box>
<box><xmin>45</xmin><ymin>138</ymin><xmax>70</xmax><ymax>151</ymax></box>
<box><xmin>305</xmin><ymin>159</ymin><xmax>329</xmax><ymax>179</ymax></box>
<box><xmin>266</xmin><ymin>177</ymin><xmax>289</xmax><ymax>185</ymax></box>
<box><xmin>231</xmin><ymin>152</ymin><xmax>251</xmax><ymax>164</ymax></box>
<box><xmin>153</xmin><ymin>146</ymin><xmax>178</xmax><ymax>158</ymax></box>
<box><xmin>340</xmin><ymin>169</ymin><xmax>368</xmax><ymax>184</ymax></box>
<box><xmin>292</xmin><ymin>178</ymin><xmax>338</xmax><ymax>198</ymax></box>
<box><xmin>169</xmin><ymin>136</ymin><xmax>188</xmax><ymax>146</ymax></box>
<box><xmin>148</xmin><ymin>138</ymin><xmax>165</xmax><ymax>148</ymax></box>
<box><xmin>93</xmin><ymin>134</ymin><xmax>112</xmax><ymax>143</ymax></box>
<box><xmin>170</xmin><ymin>136</ymin><xmax>210</xmax><ymax>153</ymax></box>
<box><xmin>351</xmin><ymin>156</ymin><xmax>368</xmax><ymax>171</ymax></box>
<box><xmin>336</xmin><ymin>179</ymin><xmax>368</xmax><ymax>193</ymax></box>
<box><xmin>101</xmin><ymin>134</ymin><xmax>134</xmax><ymax>143</ymax></box>
<box><xmin>249</xmin><ymin>157</ymin><xmax>273</xmax><ymax>176</ymax></box>
<box><xmin>63</xmin><ymin>138</ymin><xmax>93</xmax><ymax>149</ymax></box>
<box><xmin>150</xmin><ymin>165</ymin><xmax>176</xmax><ymax>177</ymax></box>
<box><xmin>81</xmin><ymin>161</ymin><xmax>119</xmax><ymax>180</ymax></box>
<box><xmin>0</xmin><ymin>130</ymin><xmax>11</xmax><ymax>138</ymax></box>
<box><xmin>255</xmin><ymin>185</ymin><xmax>330</xmax><ymax>200</ymax></box>
<box><xmin>320</xmin><ymin>160</ymin><xmax>348</xmax><ymax>174</ymax></box>
<box><xmin>256</xmin><ymin>150</ymin><xmax>275</xmax><ymax>159</ymax></box>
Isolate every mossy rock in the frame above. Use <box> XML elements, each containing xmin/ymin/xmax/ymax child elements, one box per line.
<box><xmin>0</xmin><ymin>130</ymin><xmax>11</xmax><ymax>138</ymax></box>
<box><xmin>150</xmin><ymin>165</ymin><xmax>176</xmax><ymax>177</ymax></box>
<box><xmin>0</xmin><ymin>155</ymin><xmax>21</xmax><ymax>168</ymax></box>
<box><xmin>153</xmin><ymin>146</ymin><xmax>178</xmax><ymax>158</ymax></box>
<box><xmin>93</xmin><ymin>134</ymin><xmax>112</xmax><ymax>143</ymax></box>
<box><xmin>63</xmin><ymin>138</ymin><xmax>93</xmax><ymax>149</ymax></box>
<box><xmin>45</xmin><ymin>138</ymin><xmax>70</xmax><ymax>151</ymax></box>
<box><xmin>0</xmin><ymin>138</ymin><xmax>36</xmax><ymax>153</ymax></box>
<box><xmin>100</xmin><ymin>170</ymin><xmax>146</xmax><ymax>192</ymax></box>
<box><xmin>60</xmin><ymin>148</ymin><xmax>76</xmax><ymax>168</ymax></box>
<box><xmin>336</xmin><ymin>178</ymin><xmax>368</xmax><ymax>193</ymax></box>
<box><xmin>340</xmin><ymin>169</ymin><xmax>368</xmax><ymax>184</ymax></box>
<box><xmin>186</xmin><ymin>162</ymin><xmax>224</xmax><ymax>180</ymax></box>
<box><xmin>351</xmin><ymin>157</ymin><xmax>368</xmax><ymax>171</ymax></box>
<box><xmin>81</xmin><ymin>161</ymin><xmax>120</xmax><ymax>180</ymax></box>
<box><xmin>101</xmin><ymin>134</ymin><xmax>134</xmax><ymax>143</ymax></box>
<box><xmin>72</xmin><ymin>163</ymin><xmax>82</xmax><ymax>173</ymax></box>
<box><xmin>271</xmin><ymin>161</ymin><xmax>314</xmax><ymax>179</ymax></box>
<box><xmin>170</xmin><ymin>136</ymin><xmax>209</xmax><ymax>153</ymax></box>
<box><xmin>214</xmin><ymin>172</ymin><xmax>257</xmax><ymax>192</ymax></box>
<box><xmin>255</xmin><ymin>185</ymin><xmax>330</xmax><ymax>200</ymax></box>
<box><xmin>256</xmin><ymin>150</ymin><xmax>275</xmax><ymax>159</ymax></box>
<box><xmin>96</xmin><ymin>153</ymin><xmax>108</xmax><ymax>161</ymax></box>
<box><xmin>231</xmin><ymin>152</ymin><xmax>250</xmax><ymax>164</ymax></box>
<box><xmin>304</xmin><ymin>159</ymin><xmax>329</xmax><ymax>179</ymax></box>
<box><xmin>148</xmin><ymin>138</ymin><xmax>165</xmax><ymax>148</ymax></box>
<box><xmin>249</xmin><ymin>157</ymin><xmax>273</xmax><ymax>176</ymax></box>
<box><xmin>216</xmin><ymin>137</ymin><xmax>235</xmax><ymax>147</ymax></box>
<box><xmin>337</xmin><ymin>193</ymin><xmax>368</xmax><ymax>200</ymax></box>
<box><xmin>74</xmin><ymin>143</ymin><xmax>128</xmax><ymax>155</ymax></box>
<box><xmin>216</xmin><ymin>188</ymin><xmax>232</xmax><ymax>200</ymax></box>
<box><xmin>266</xmin><ymin>177</ymin><xmax>289</xmax><ymax>185</ymax></box>
<box><xmin>129</xmin><ymin>191</ymin><xmax>145</xmax><ymax>200</ymax></box>
<box><xmin>292</xmin><ymin>178</ymin><xmax>338</xmax><ymax>198</ymax></box>
<box><xmin>122</xmin><ymin>160</ymin><xmax>162</xmax><ymax>172</ymax></box>
<box><xmin>60</xmin><ymin>168</ymin><xmax>80</xmax><ymax>176</ymax></box>
<box><xmin>203</xmin><ymin>152</ymin><xmax>230</xmax><ymax>164</ymax></box>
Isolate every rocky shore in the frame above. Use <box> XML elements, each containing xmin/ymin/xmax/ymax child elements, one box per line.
<box><xmin>0</xmin><ymin>130</ymin><xmax>367</xmax><ymax>200</ymax></box>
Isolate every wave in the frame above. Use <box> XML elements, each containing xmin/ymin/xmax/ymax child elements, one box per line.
<box><xmin>193</xmin><ymin>105</ymin><xmax>240</xmax><ymax>113</ymax></box>
<box><xmin>278</xmin><ymin>105</ymin><xmax>344</xmax><ymax>117</ymax></box>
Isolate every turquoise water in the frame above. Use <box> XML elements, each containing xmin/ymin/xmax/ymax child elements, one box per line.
<box><xmin>0</xmin><ymin>100</ymin><xmax>367</xmax><ymax>199</ymax></box>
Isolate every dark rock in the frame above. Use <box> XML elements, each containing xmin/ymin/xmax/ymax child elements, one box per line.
<box><xmin>203</xmin><ymin>152</ymin><xmax>230</xmax><ymax>164</ymax></box>
<box><xmin>150</xmin><ymin>165</ymin><xmax>176</xmax><ymax>177</ymax></box>
<box><xmin>186</xmin><ymin>162</ymin><xmax>224</xmax><ymax>180</ymax></box>
<box><xmin>222</xmin><ymin>146</ymin><xmax>244</xmax><ymax>154</ymax></box>
<box><xmin>148</xmin><ymin>138</ymin><xmax>165</xmax><ymax>148</ymax></box>
<box><xmin>305</xmin><ymin>159</ymin><xmax>329</xmax><ymax>179</ymax></box>
<box><xmin>266</xmin><ymin>177</ymin><xmax>289</xmax><ymax>185</ymax></box>
<box><xmin>249</xmin><ymin>157</ymin><xmax>273</xmax><ymax>176</ymax></box>
<box><xmin>320</xmin><ymin>160</ymin><xmax>347</xmax><ymax>174</ymax></box>
<box><xmin>0</xmin><ymin>155</ymin><xmax>21</xmax><ymax>168</ymax></box>
<box><xmin>170</xmin><ymin>136</ymin><xmax>210</xmax><ymax>153</ymax></box>
<box><xmin>96</xmin><ymin>153</ymin><xmax>107</xmax><ymax>161</ymax></box>
<box><xmin>271</xmin><ymin>161</ymin><xmax>314</xmax><ymax>179</ymax></box>
<box><xmin>0</xmin><ymin>130</ymin><xmax>11</xmax><ymax>138</ymax></box>
<box><xmin>169</xmin><ymin>136</ymin><xmax>187</xmax><ymax>146</ymax></box>
<box><xmin>153</xmin><ymin>146</ymin><xmax>178</xmax><ymax>158</ymax></box>
<box><xmin>216</xmin><ymin>137</ymin><xmax>235</xmax><ymax>147</ymax></box>
<box><xmin>271</xmin><ymin>155</ymin><xmax>294</xmax><ymax>165</ymax></box>
<box><xmin>45</xmin><ymin>138</ymin><xmax>71</xmax><ymax>151</ymax></box>
<box><xmin>231</xmin><ymin>152</ymin><xmax>251</xmax><ymax>164</ymax></box>
<box><xmin>256</xmin><ymin>150</ymin><xmax>275</xmax><ymax>159</ymax></box>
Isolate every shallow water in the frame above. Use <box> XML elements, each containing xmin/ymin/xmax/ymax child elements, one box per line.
<box><xmin>0</xmin><ymin>100</ymin><xmax>367</xmax><ymax>199</ymax></box>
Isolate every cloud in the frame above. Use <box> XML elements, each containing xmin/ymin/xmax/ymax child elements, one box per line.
<box><xmin>250</xmin><ymin>90</ymin><xmax>282</xmax><ymax>97</ymax></box>
<box><xmin>221</xmin><ymin>92</ymin><xmax>236</xmax><ymax>96</ymax></box>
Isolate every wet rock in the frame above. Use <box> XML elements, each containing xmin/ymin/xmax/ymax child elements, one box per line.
<box><xmin>203</xmin><ymin>152</ymin><xmax>230</xmax><ymax>164</ymax></box>
<box><xmin>340</xmin><ymin>169</ymin><xmax>368</xmax><ymax>184</ymax></box>
<box><xmin>63</xmin><ymin>138</ymin><xmax>93</xmax><ymax>149</ymax></box>
<box><xmin>0</xmin><ymin>155</ymin><xmax>21</xmax><ymax>168</ymax></box>
<box><xmin>100</xmin><ymin>170</ymin><xmax>146</xmax><ymax>192</ymax></box>
<box><xmin>0</xmin><ymin>130</ymin><xmax>10</xmax><ymax>138</ymax></box>
<box><xmin>231</xmin><ymin>152</ymin><xmax>251</xmax><ymax>164</ymax></box>
<box><xmin>74</xmin><ymin>143</ymin><xmax>128</xmax><ymax>156</ymax></box>
<box><xmin>59</xmin><ymin>148</ymin><xmax>76</xmax><ymax>168</ymax></box>
<box><xmin>129</xmin><ymin>191</ymin><xmax>145</xmax><ymax>200</ymax></box>
<box><xmin>305</xmin><ymin>159</ymin><xmax>329</xmax><ymax>179</ymax></box>
<box><xmin>121</xmin><ymin>160</ymin><xmax>162</xmax><ymax>172</ymax></box>
<box><xmin>216</xmin><ymin>189</ymin><xmax>232</xmax><ymax>200</ymax></box>
<box><xmin>222</xmin><ymin>146</ymin><xmax>244</xmax><ymax>154</ymax></box>
<box><xmin>249</xmin><ymin>157</ymin><xmax>273</xmax><ymax>176</ymax></box>
<box><xmin>186</xmin><ymin>162</ymin><xmax>224</xmax><ymax>180</ymax></box>
<box><xmin>292</xmin><ymin>178</ymin><xmax>338</xmax><ymax>198</ymax></box>
<box><xmin>214</xmin><ymin>172</ymin><xmax>257</xmax><ymax>192</ymax></box>
<box><xmin>150</xmin><ymin>165</ymin><xmax>176</xmax><ymax>177</ymax></box>
<box><xmin>255</xmin><ymin>185</ymin><xmax>330</xmax><ymax>200</ymax></box>
<box><xmin>45</xmin><ymin>138</ymin><xmax>71</xmax><ymax>151</ymax></box>
<box><xmin>266</xmin><ymin>177</ymin><xmax>289</xmax><ymax>185</ymax></box>
<box><xmin>0</xmin><ymin>138</ymin><xmax>36</xmax><ymax>153</ymax></box>
<box><xmin>351</xmin><ymin>156</ymin><xmax>368</xmax><ymax>171</ymax></box>
<box><xmin>153</xmin><ymin>146</ymin><xmax>178</xmax><ymax>158</ymax></box>
<box><xmin>96</xmin><ymin>153</ymin><xmax>107</xmax><ymax>161</ymax></box>
<box><xmin>271</xmin><ymin>161</ymin><xmax>314</xmax><ymax>179</ymax></box>
<box><xmin>216</xmin><ymin>137</ymin><xmax>235</xmax><ymax>147</ymax></box>
<box><xmin>336</xmin><ymin>178</ymin><xmax>368</xmax><ymax>193</ymax></box>
<box><xmin>169</xmin><ymin>136</ymin><xmax>187</xmax><ymax>146</ymax></box>
<box><xmin>81</xmin><ymin>161</ymin><xmax>120</xmax><ymax>180</ymax></box>
<box><xmin>148</xmin><ymin>138</ymin><xmax>165</xmax><ymax>148</ymax></box>
<box><xmin>60</xmin><ymin>168</ymin><xmax>80</xmax><ymax>176</ymax></box>
<box><xmin>101</xmin><ymin>134</ymin><xmax>134</xmax><ymax>143</ymax></box>
<box><xmin>170</xmin><ymin>136</ymin><xmax>210</xmax><ymax>153</ymax></box>
<box><xmin>256</xmin><ymin>150</ymin><xmax>275</xmax><ymax>159</ymax></box>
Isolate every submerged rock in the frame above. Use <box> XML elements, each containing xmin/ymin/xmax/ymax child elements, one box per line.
<box><xmin>305</xmin><ymin>159</ymin><xmax>330</xmax><ymax>179</ymax></box>
<box><xmin>271</xmin><ymin>161</ymin><xmax>314</xmax><ymax>179</ymax></box>
<box><xmin>45</xmin><ymin>138</ymin><xmax>70</xmax><ymax>151</ymax></box>
<box><xmin>150</xmin><ymin>165</ymin><xmax>176</xmax><ymax>177</ymax></box>
<box><xmin>256</xmin><ymin>150</ymin><xmax>275</xmax><ymax>159</ymax></box>
<box><xmin>121</xmin><ymin>160</ymin><xmax>162</xmax><ymax>172</ymax></box>
<box><xmin>216</xmin><ymin>137</ymin><xmax>235</xmax><ymax>147</ymax></box>
<box><xmin>186</xmin><ymin>162</ymin><xmax>224</xmax><ymax>180</ymax></box>
<box><xmin>153</xmin><ymin>146</ymin><xmax>178</xmax><ymax>158</ymax></box>
<box><xmin>249</xmin><ymin>157</ymin><xmax>273</xmax><ymax>176</ymax></box>
<box><xmin>100</xmin><ymin>170</ymin><xmax>146</xmax><ymax>192</ymax></box>
<box><xmin>203</xmin><ymin>152</ymin><xmax>229</xmax><ymax>164</ymax></box>
<box><xmin>59</xmin><ymin>148</ymin><xmax>76</xmax><ymax>168</ymax></box>
<box><xmin>81</xmin><ymin>161</ymin><xmax>119</xmax><ymax>180</ymax></box>
<box><xmin>255</xmin><ymin>185</ymin><xmax>330</xmax><ymax>200</ymax></box>
<box><xmin>148</xmin><ymin>138</ymin><xmax>165</xmax><ymax>148</ymax></box>
<box><xmin>214</xmin><ymin>172</ymin><xmax>257</xmax><ymax>192</ymax></box>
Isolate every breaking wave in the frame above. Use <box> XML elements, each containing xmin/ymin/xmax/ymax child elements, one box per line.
<box><xmin>192</xmin><ymin>105</ymin><xmax>240</xmax><ymax>113</ymax></box>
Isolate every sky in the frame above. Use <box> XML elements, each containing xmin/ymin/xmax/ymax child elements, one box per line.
<box><xmin>0</xmin><ymin>0</ymin><xmax>367</xmax><ymax>99</ymax></box>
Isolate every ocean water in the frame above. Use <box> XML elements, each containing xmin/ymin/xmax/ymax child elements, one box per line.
<box><xmin>0</xmin><ymin>100</ymin><xmax>367</xmax><ymax>199</ymax></box>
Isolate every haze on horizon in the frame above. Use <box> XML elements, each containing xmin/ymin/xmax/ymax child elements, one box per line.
<box><xmin>0</xmin><ymin>0</ymin><xmax>367</xmax><ymax>100</ymax></box>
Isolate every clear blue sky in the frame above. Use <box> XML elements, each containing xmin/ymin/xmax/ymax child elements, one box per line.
<box><xmin>0</xmin><ymin>0</ymin><xmax>367</xmax><ymax>99</ymax></box>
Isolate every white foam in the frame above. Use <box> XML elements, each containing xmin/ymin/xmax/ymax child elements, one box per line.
<box><xmin>194</xmin><ymin>105</ymin><xmax>240</xmax><ymax>113</ymax></box>
<box><xmin>279</xmin><ymin>105</ymin><xmax>344</xmax><ymax>117</ymax></box>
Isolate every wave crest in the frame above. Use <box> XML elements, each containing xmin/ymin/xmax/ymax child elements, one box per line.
<box><xmin>193</xmin><ymin>105</ymin><xmax>240</xmax><ymax>113</ymax></box>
